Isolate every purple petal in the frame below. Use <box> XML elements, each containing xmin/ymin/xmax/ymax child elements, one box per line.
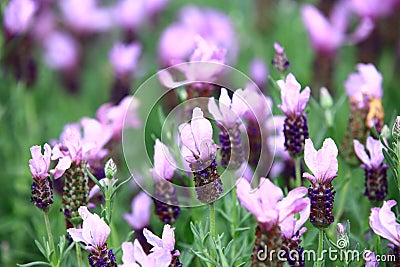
<box><xmin>121</xmin><ymin>241</ymin><xmax>135</xmax><ymax>264</ymax></box>
<box><xmin>354</xmin><ymin>139</ymin><xmax>371</xmax><ymax>166</ymax></box>
<box><xmin>161</xmin><ymin>224</ymin><xmax>175</xmax><ymax>251</ymax></box>
<box><xmin>143</xmin><ymin>228</ymin><xmax>163</xmax><ymax>248</ymax></box>
<box><xmin>366</xmin><ymin>137</ymin><xmax>384</xmax><ymax>167</ymax></box>
<box><xmin>51</xmin><ymin>156</ymin><xmax>72</xmax><ymax>179</ymax></box>
<box><xmin>124</xmin><ymin>192</ymin><xmax>152</xmax><ymax>230</ymax></box>
<box><xmin>152</xmin><ymin>139</ymin><xmax>176</xmax><ymax>181</ymax></box>
<box><xmin>369</xmin><ymin>200</ymin><xmax>400</xmax><ymax>246</ymax></box>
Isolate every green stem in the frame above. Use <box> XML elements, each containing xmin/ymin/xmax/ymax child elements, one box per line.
<box><xmin>209</xmin><ymin>203</ymin><xmax>216</xmax><ymax>240</ymax></box>
<box><xmin>231</xmin><ymin>187</ymin><xmax>238</xmax><ymax>258</ymax></box>
<box><xmin>295</xmin><ymin>157</ymin><xmax>302</xmax><ymax>188</ymax></box>
<box><xmin>317</xmin><ymin>229</ymin><xmax>324</xmax><ymax>267</ymax></box>
<box><xmin>75</xmin><ymin>242</ymin><xmax>82</xmax><ymax>267</ymax></box>
<box><xmin>44</xmin><ymin>212</ymin><xmax>57</xmax><ymax>267</ymax></box>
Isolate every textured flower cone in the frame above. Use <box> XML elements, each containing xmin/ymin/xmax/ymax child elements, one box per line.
<box><xmin>169</xmin><ymin>252</ymin><xmax>183</xmax><ymax>267</ymax></box>
<box><xmin>62</xmin><ymin>162</ymin><xmax>89</xmax><ymax>224</ymax></box>
<box><xmin>393</xmin><ymin>246</ymin><xmax>400</xmax><ymax>267</ymax></box>
<box><xmin>341</xmin><ymin>102</ymin><xmax>368</xmax><ymax>165</ymax></box>
<box><xmin>191</xmin><ymin>158</ymin><xmax>223</xmax><ymax>203</ymax></box>
<box><xmin>247</xmin><ymin>119</ymin><xmax>262</xmax><ymax>168</ymax></box>
<box><xmin>88</xmin><ymin>245</ymin><xmax>117</xmax><ymax>267</ymax></box>
<box><xmin>283</xmin><ymin>115</ymin><xmax>309</xmax><ymax>157</ymax></box>
<box><xmin>308</xmin><ymin>183</ymin><xmax>335</xmax><ymax>228</ymax></box>
<box><xmin>364</xmin><ymin>165</ymin><xmax>388</xmax><ymax>202</ymax></box>
<box><xmin>153</xmin><ymin>179</ymin><xmax>181</xmax><ymax>224</ymax></box>
<box><xmin>251</xmin><ymin>224</ymin><xmax>284</xmax><ymax>267</ymax></box>
<box><xmin>272</xmin><ymin>52</ymin><xmax>290</xmax><ymax>73</ymax></box>
<box><xmin>219</xmin><ymin>123</ymin><xmax>244</xmax><ymax>169</ymax></box>
<box><xmin>31</xmin><ymin>177</ymin><xmax>53</xmax><ymax>212</ymax></box>
<box><xmin>281</xmin><ymin>236</ymin><xmax>305</xmax><ymax>267</ymax></box>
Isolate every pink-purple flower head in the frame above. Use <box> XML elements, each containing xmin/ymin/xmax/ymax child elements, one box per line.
<box><xmin>369</xmin><ymin>200</ymin><xmax>400</xmax><ymax>247</ymax></box>
<box><xmin>96</xmin><ymin>96</ymin><xmax>141</xmax><ymax>140</ymax></box>
<box><xmin>354</xmin><ymin>136</ymin><xmax>385</xmax><ymax>169</ymax></box>
<box><xmin>59</xmin><ymin>0</ymin><xmax>112</xmax><ymax>34</ymax></box>
<box><xmin>364</xmin><ymin>250</ymin><xmax>379</xmax><ymax>267</ymax></box>
<box><xmin>238</xmin><ymin>86</ymin><xmax>272</xmax><ymax>122</ymax></box>
<box><xmin>249</xmin><ymin>58</ymin><xmax>268</xmax><ymax>89</ymax></box>
<box><xmin>113</xmin><ymin>0</ymin><xmax>146</xmax><ymax>31</ymax></box>
<box><xmin>43</xmin><ymin>31</ymin><xmax>79</xmax><ymax>71</ymax></box>
<box><xmin>109</xmin><ymin>42</ymin><xmax>141</xmax><ymax>78</ymax></box>
<box><xmin>237</xmin><ymin>177</ymin><xmax>310</xmax><ymax>231</ymax></box>
<box><xmin>303</xmin><ymin>138</ymin><xmax>339</xmax><ymax>185</ymax></box>
<box><xmin>123</xmin><ymin>191</ymin><xmax>152</xmax><ymax>230</ymax></box>
<box><xmin>208</xmin><ymin>88</ymin><xmax>247</xmax><ymax>129</ymax></box>
<box><xmin>274</xmin><ymin>42</ymin><xmax>285</xmax><ymax>54</ymax></box>
<box><xmin>4</xmin><ymin>0</ymin><xmax>37</xmax><ymax>35</ymax></box>
<box><xmin>158</xmin><ymin>5</ymin><xmax>237</xmax><ymax>66</ymax></box>
<box><xmin>301</xmin><ymin>2</ymin><xmax>373</xmax><ymax>55</ymax></box>
<box><xmin>351</xmin><ymin>0</ymin><xmax>399</xmax><ymax>20</ymax></box>
<box><xmin>151</xmin><ymin>139</ymin><xmax>177</xmax><ymax>181</ymax></box>
<box><xmin>344</xmin><ymin>63</ymin><xmax>383</xmax><ymax>107</ymax></box>
<box><xmin>278</xmin><ymin>73</ymin><xmax>311</xmax><ymax>117</ymax></box>
<box><xmin>29</xmin><ymin>144</ymin><xmax>51</xmax><ymax>179</ymax></box>
<box><xmin>179</xmin><ymin>107</ymin><xmax>218</xmax><ymax>168</ymax></box>
<box><xmin>121</xmin><ymin>224</ymin><xmax>179</xmax><ymax>267</ymax></box>
<box><xmin>67</xmin><ymin>206</ymin><xmax>110</xmax><ymax>253</ymax></box>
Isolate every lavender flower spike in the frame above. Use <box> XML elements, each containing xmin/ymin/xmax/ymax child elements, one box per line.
<box><xmin>272</xmin><ymin>42</ymin><xmax>290</xmax><ymax>73</ymax></box>
<box><xmin>29</xmin><ymin>144</ymin><xmax>53</xmax><ymax>211</ymax></box>
<box><xmin>123</xmin><ymin>192</ymin><xmax>152</xmax><ymax>230</ymax></box>
<box><xmin>303</xmin><ymin>138</ymin><xmax>338</xmax><ymax>228</ymax></box>
<box><xmin>237</xmin><ymin>177</ymin><xmax>309</xmax><ymax>266</ymax></box>
<box><xmin>67</xmin><ymin>206</ymin><xmax>116</xmax><ymax>267</ymax></box>
<box><xmin>151</xmin><ymin>139</ymin><xmax>181</xmax><ymax>224</ymax></box>
<box><xmin>208</xmin><ymin>88</ymin><xmax>247</xmax><ymax>168</ymax></box>
<box><xmin>369</xmin><ymin>200</ymin><xmax>400</xmax><ymax>265</ymax></box>
<box><xmin>179</xmin><ymin>107</ymin><xmax>222</xmax><ymax>203</ymax></box>
<box><xmin>278</xmin><ymin>73</ymin><xmax>310</xmax><ymax>157</ymax></box>
<box><xmin>354</xmin><ymin>137</ymin><xmax>388</xmax><ymax>201</ymax></box>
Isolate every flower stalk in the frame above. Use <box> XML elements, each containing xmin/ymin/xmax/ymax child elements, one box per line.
<box><xmin>317</xmin><ymin>229</ymin><xmax>324</xmax><ymax>267</ymax></box>
<box><xmin>44</xmin><ymin>212</ymin><xmax>57</xmax><ymax>267</ymax></box>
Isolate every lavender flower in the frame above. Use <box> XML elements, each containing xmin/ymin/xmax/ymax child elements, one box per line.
<box><xmin>237</xmin><ymin>177</ymin><xmax>309</xmax><ymax>266</ymax></box>
<box><xmin>3</xmin><ymin>0</ymin><xmax>37</xmax><ymax>35</ymax></box>
<box><xmin>351</xmin><ymin>0</ymin><xmax>399</xmax><ymax>20</ymax></box>
<box><xmin>364</xmin><ymin>250</ymin><xmax>380</xmax><ymax>267</ymax></box>
<box><xmin>120</xmin><ymin>225</ymin><xmax>182</xmax><ymax>267</ymax></box>
<box><xmin>272</xmin><ymin>42</ymin><xmax>290</xmax><ymax>73</ymax></box>
<box><xmin>151</xmin><ymin>140</ymin><xmax>180</xmax><ymax>224</ymax></box>
<box><xmin>158</xmin><ymin>5</ymin><xmax>237</xmax><ymax>66</ymax></box>
<box><xmin>301</xmin><ymin>3</ymin><xmax>373</xmax><ymax>55</ymax></box>
<box><xmin>29</xmin><ymin>144</ymin><xmax>53</xmax><ymax>211</ymax></box>
<box><xmin>96</xmin><ymin>96</ymin><xmax>141</xmax><ymax>140</ymax></box>
<box><xmin>303</xmin><ymin>138</ymin><xmax>338</xmax><ymax>228</ymax></box>
<box><xmin>278</xmin><ymin>73</ymin><xmax>310</xmax><ymax>157</ymax></box>
<box><xmin>67</xmin><ymin>206</ymin><xmax>116</xmax><ymax>267</ymax></box>
<box><xmin>113</xmin><ymin>0</ymin><xmax>146</xmax><ymax>33</ymax></box>
<box><xmin>179</xmin><ymin>107</ymin><xmax>222</xmax><ymax>203</ymax></box>
<box><xmin>124</xmin><ymin>192</ymin><xmax>152</xmax><ymax>230</ymax></box>
<box><xmin>43</xmin><ymin>32</ymin><xmax>80</xmax><ymax>71</ymax></box>
<box><xmin>249</xmin><ymin>58</ymin><xmax>268</xmax><ymax>91</ymax></box>
<box><xmin>354</xmin><ymin>137</ymin><xmax>388</xmax><ymax>201</ymax></box>
<box><xmin>208</xmin><ymin>88</ymin><xmax>247</xmax><ymax>168</ymax></box>
<box><xmin>369</xmin><ymin>200</ymin><xmax>400</xmax><ymax>265</ymax></box>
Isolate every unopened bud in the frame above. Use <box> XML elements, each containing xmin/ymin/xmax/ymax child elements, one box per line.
<box><xmin>393</xmin><ymin>116</ymin><xmax>400</xmax><ymax>142</ymax></box>
<box><xmin>320</xmin><ymin>87</ymin><xmax>333</xmax><ymax>109</ymax></box>
<box><xmin>105</xmin><ymin>159</ymin><xmax>117</xmax><ymax>179</ymax></box>
<box><xmin>380</xmin><ymin>125</ymin><xmax>391</xmax><ymax>139</ymax></box>
<box><xmin>337</xmin><ymin>223</ymin><xmax>346</xmax><ymax>235</ymax></box>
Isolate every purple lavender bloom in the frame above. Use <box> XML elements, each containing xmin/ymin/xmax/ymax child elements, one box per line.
<box><xmin>278</xmin><ymin>73</ymin><xmax>310</xmax><ymax>157</ymax></box>
<box><xmin>29</xmin><ymin>144</ymin><xmax>53</xmax><ymax>211</ymax></box>
<box><xmin>179</xmin><ymin>107</ymin><xmax>222</xmax><ymax>203</ymax></box>
<box><xmin>272</xmin><ymin>42</ymin><xmax>290</xmax><ymax>73</ymax></box>
<box><xmin>158</xmin><ymin>5</ymin><xmax>237</xmax><ymax>66</ymax></box>
<box><xmin>301</xmin><ymin>2</ymin><xmax>373</xmax><ymax>55</ymax></box>
<box><xmin>237</xmin><ymin>177</ymin><xmax>309</xmax><ymax>266</ymax></box>
<box><xmin>3</xmin><ymin>0</ymin><xmax>37</xmax><ymax>35</ymax></box>
<box><xmin>208</xmin><ymin>88</ymin><xmax>247</xmax><ymax>168</ymax></box>
<box><xmin>249</xmin><ymin>58</ymin><xmax>268</xmax><ymax>90</ymax></box>
<box><xmin>151</xmin><ymin>139</ymin><xmax>181</xmax><ymax>224</ymax></box>
<box><xmin>303</xmin><ymin>138</ymin><xmax>338</xmax><ymax>228</ymax></box>
<box><xmin>96</xmin><ymin>96</ymin><xmax>141</xmax><ymax>140</ymax></box>
<box><xmin>120</xmin><ymin>240</ymin><xmax>153</xmax><ymax>267</ymax></box>
<box><xmin>113</xmin><ymin>0</ymin><xmax>146</xmax><ymax>32</ymax></box>
<box><xmin>351</xmin><ymin>0</ymin><xmax>399</xmax><ymax>19</ymax></box>
<box><xmin>43</xmin><ymin>32</ymin><xmax>80</xmax><ymax>71</ymax></box>
<box><xmin>364</xmin><ymin>250</ymin><xmax>379</xmax><ymax>267</ymax></box>
<box><xmin>124</xmin><ymin>192</ymin><xmax>152</xmax><ymax>230</ymax></box>
<box><xmin>109</xmin><ymin>42</ymin><xmax>141</xmax><ymax>78</ymax></box>
<box><xmin>369</xmin><ymin>200</ymin><xmax>400</xmax><ymax>247</ymax></box>
<box><xmin>354</xmin><ymin>137</ymin><xmax>385</xmax><ymax>168</ymax></box>
<box><xmin>344</xmin><ymin>63</ymin><xmax>383</xmax><ymax>107</ymax></box>
<box><xmin>68</xmin><ymin>206</ymin><xmax>116</xmax><ymax>267</ymax></box>
<box><xmin>59</xmin><ymin>0</ymin><xmax>112</xmax><ymax>34</ymax></box>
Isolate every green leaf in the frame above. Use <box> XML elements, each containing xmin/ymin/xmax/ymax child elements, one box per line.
<box><xmin>34</xmin><ymin>240</ymin><xmax>46</xmax><ymax>259</ymax></box>
<box><xmin>86</xmin><ymin>166</ymin><xmax>105</xmax><ymax>195</ymax></box>
<box><xmin>111</xmin><ymin>175</ymin><xmax>133</xmax><ymax>198</ymax></box>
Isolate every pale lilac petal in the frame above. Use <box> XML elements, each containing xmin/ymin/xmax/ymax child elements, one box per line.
<box><xmin>190</xmin><ymin>107</ymin><xmax>213</xmax><ymax>152</ymax></box>
<box><xmin>109</xmin><ymin>42</ymin><xmax>141</xmax><ymax>76</ymax></box>
<box><xmin>274</xmin><ymin>42</ymin><xmax>284</xmax><ymax>54</ymax></box>
<box><xmin>348</xmin><ymin>18</ymin><xmax>374</xmax><ymax>44</ymax></box>
<box><xmin>354</xmin><ymin>139</ymin><xmax>371</xmax><ymax>166</ymax></box>
<box><xmin>236</xmin><ymin>178</ymin><xmax>262</xmax><ymax>219</ymax></box>
<box><xmin>178</xmin><ymin>123</ymin><xmax>197</xmax><ymax>157</ymax></box>
<box><xmin>51</xmin><ymin>157</ymin><xmax>72</xmax><ymax>179</ymax></box>
<box><xmin>302</xmin><ymin>173</ymin><xmax>316</xmax><ymax>184</ymax></box>
<box><xmin>4</xmin><ymin>0</ymin><xmax>37</xmax><ymax>34</ymax></box>
<box><xmin>208</xmin><ymin>97</ymin><xmax>223</xmax><ymax>121</ymax></box>
<box><xmin>124</xmin><ymin>192</ymin><xmax>152</xmax><ymax>230</ymax></box>
<box><xmin>43</xmin><ymin>32</ymin><xmax>79</xmax><ymax>70</ymax></box>
<box><xmin>154</xmin><ymin>249</ymin><xmax>172</xmax><ymax>267</ymax></box>
<box><xmin>259</xmin><ymin>178</ymin><xmax>284</xmax><ymax>208</ymax></box>
<box><xmin>121</xmin><ymin>242</ymin><xmax>136</xmax><ymax>264</ymax></box>
<box><xmin>231</xmin><ymin>89</ymin><xmax>248</xmax><ymax>118</ymax></box>
<box><xmin>364</xmin><ymin>250</ymin><xmax>379</xmax><ymax>267</ymax></box>
<box><xmin>303</xmin><ymin>139</ymin><xmax>318</xmax><ymax>179</ymax></box>
<box><xmin>79</xmin><ymin>206</ymin><xmax>110</xmax><ymax>248</ymax></box>
<box><xmin>318</xmin><ymin>138</ymin><xmax>339</xmax><ymax>183</ymax></box>
<box><xmin>161</xmin><ymin>225</ymin><xmax>175</xmax><ymax>251</ymax></box>
<box><xmin>152</xmin><ymin>139</ymin><xmax>176</xmax><ymax>181</ymax></box>
<box><xmin>143</xmin><ymin>228</ymin><xmax>163</xmax><ymax>248</ymax></box>
<box><xmin>366</xmin><ymin>137</ymin><xmax>384</xmax><ymax>167</ymax></box>
<box><xmin>369</xmin><ymin>200</ymin><xmax>400</xmax><ymax>246</ymax></box>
